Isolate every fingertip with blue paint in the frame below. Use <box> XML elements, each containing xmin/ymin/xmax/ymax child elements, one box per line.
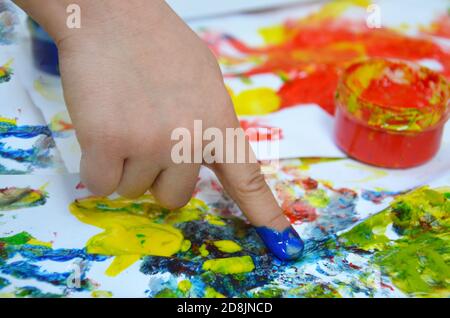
<box><xmin>255</xmin><ymin>226</ymin><xmax>304</xmax><ymax>261</ymax></box>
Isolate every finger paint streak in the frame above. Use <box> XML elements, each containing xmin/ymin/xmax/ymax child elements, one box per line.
<box><xmin>0</xmin><ymin>118</ymin><xmax>56</xmax><ymax>173</ymax></box>
<box><xmin>0</xmin><ymin>60</ymin><xmax>12</xmax><ymax>83</ymax></box>
<box><xmin>0</xmin><ymin>187</ymin><xmax>47</xmax><ymax>211</ymax></box>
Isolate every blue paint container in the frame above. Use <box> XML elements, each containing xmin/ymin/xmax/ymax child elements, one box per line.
<box><xmin>27</xmin><ymin>18</ymin><xmax>60</xmax><ymax>76</ymax></box>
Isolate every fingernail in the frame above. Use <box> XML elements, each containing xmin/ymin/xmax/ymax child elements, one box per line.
<box><xmin>255</xmin><ymin>226</ymin><xmax>304</xmax><ymax>261</ymax></box>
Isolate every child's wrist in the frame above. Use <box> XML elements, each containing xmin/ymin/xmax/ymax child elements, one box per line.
<box><xmin>14</xmin><ymin>0</ymin><xmax>166</xmax><ymax>45</ymax></box>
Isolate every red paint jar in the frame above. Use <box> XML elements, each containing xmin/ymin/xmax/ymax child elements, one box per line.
<box><xmin>334</xmin><ymin>59</ymin><xmax>449</xmax><ymax>168</ymax></box>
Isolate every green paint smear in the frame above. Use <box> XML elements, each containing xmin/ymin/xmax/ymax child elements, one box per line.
<box><xmin>340</xmin><ymin>187</ymin><xmax>450</xmax><ymax>297</ymax></box>
<box><xmin>0</xmin><ymin>276</ymin><xmax>10</xmax><ymax>289</ymax></box>
<box><xmin>0</xmin><ymin>232</ymin><xmax>32</xmax><ymax>245</ymax></box>
<box><xmin>14</xmin><ymin>287</ymin><xmax>62</xmax><ymax>298</ymax></box>
<box><xmin>0</xmin><ymin>188</ymin><xmax>47</xmax><ymax>211</ymax></box>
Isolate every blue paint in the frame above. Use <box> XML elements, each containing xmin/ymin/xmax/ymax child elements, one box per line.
<box><xmin>255</xmin><ymin>226</ymin><xmax>304</xmax><ymax>261</ymax></box>
<box><xmin>14</xmin><ymin>245</ymin><xmax>108</xmax><ymax>263</ymax></box>
<box><xmin>27</xmin><ymin>18</ymin><xmax>59</xmax><ymax>75</ymax></box>
<box><xmin>1</xmin><ymin>261</ymin><xmax>70</xmax><ymax>286</ymax></box>
<box><xmin>0</xmin><ymin>121</ymin><xmax>55</xmax><ymax>172</ymax></box>
<box><xmin>0</xmin><ymin>121</ymin><xmax>52</xmax><ymax>138</ymax></box>
<box><xmin>361</xmin><ymin>189</ymin><xmax>401</xmax><ymax>204</ymax></box>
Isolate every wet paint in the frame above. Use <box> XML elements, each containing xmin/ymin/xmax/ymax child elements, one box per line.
<box><xmin>340</xmin><ymin>187</ymin><xmax>450</xmax><ymax>297</ymax></box>
<box><xmin>255</xmin><ymin>227</ymin><xmax>304</xmax><ymax>261</ymax></box>
<box><xmin>203</xmin><ymin>2</ymin><xmax>450</xmax><ymax>116</ymax></box>
<box><xmin>0</xmin><ymin>117</ymin><xmax>56</xmax><ymax>173</ymax></box>
<box><xmin>49</xmin><ymin>112</ymin><xmax>74</xmax><ymax>134</ymax></box>
<box><xmin>212</xmin><ymin>240</ymin><xmax>242</xmax><ymax>253</ymax></box>
<box><xmin>69</xmin><ymin>195</ymin><xmax>191</xmax><ymax>276</ymax></box>
<box><xmin>1</xmin><ymin>170</ymin><xmax>447</xmax><ymax>297</ymax></box>
<box><xmin>361</xmin><ymin>189</ymin><xmax>401</xmax><ymax>204</ymax></box>
<box><xmin>0</xmin><ymin>187</ymin><xmax>47</xmax><ymax>211</ymax></box>
<box><xmin>239</xmin><ymin>120</ymin><xmax>283</xmax><ymax>142</ymax></box>
<box><xmin>230</xmin><ymin>88</ymin><xmax>281</xmax><ymax>115</ymax></box>
<box><xmin>202</xmin><ymin>256</ymin><xmax>255</xmax><ymax>274</ymax></box>
<box><xmin>0</xmin><ymin>60</ymin><xmax>12</xmax><ymax>83</ymax></box>
<box><xmin>0</xmin><ymin>231</ymin><xmax>109</xmax><ymax>297</ymax></box>
<box><xmin>335</xmin><ymin>59</ymin><xmax>450</xmax><ymax>168</ymax></box>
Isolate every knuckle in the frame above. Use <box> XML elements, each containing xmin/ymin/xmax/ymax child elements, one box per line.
<box><xmin>235</xmin><ymin>165</ymin><xmax>268</xmax><ymax>198</ymax></box>
<box><xmin>154</xmin><ymin>193</ymin><xmax>191</xmax><ymax>210</ymax></box>
<box><xmin>79</xmin><ymin>127</ymin><xmax>125</xmax><ymax>153</ymax></box>
<box><xmin>84</xmin><ymin>180</ymin><xmax>115</xmax><ymax>197</ymax></box>
<box><xmin>116</xmin><ymin>188</ymin><xmax>145</xmax><ymax>200</ymax></box>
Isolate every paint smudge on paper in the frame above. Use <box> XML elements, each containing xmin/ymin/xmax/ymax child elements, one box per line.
<box><xmin>33</xmin><ymin>77</ymin><xmax>65</xmax><ymax>102</ymax></box>
<box><xmin>340</xmin><ymin>187</ymin><xmax>450</xmax><ymax>297</ymax></box>
<box><xmin>240</xmin><ymin>119</ymin><xmax>283</xmax><ymax>142</ymax></box>
<box><xmin>0</xmin><ymin>2</ymin><xmax>18</xmax><ymax>45</ymax></box>
<box><xmin>361</xmin><ymin>189</ymin><xmax>401</xmax><ymax>204</ymax></box>
<box><xmin>2</xmin><ymin>179</ymin><xmax>448</xmax><ymax>297</ymax></box>
<box><xmin>0</xmin><ymin>59</ymin><xmax>12</xmax><ymax>83</ymax></box>
<box><xmin>0</xmin><ymin>187</ymin><xmax>47</xmax><ymax>211</ymax></box>
<box><xmin>49</xmin><ymin>111</ymin><xmax>74</xmax><ymax>136</ymax></box>
<box><xmin>203</xmin><ymin>1</ymin><xmax>450</xmax><ymax>115</ymax></box>
<box><xmin>69</xmin><ymin>196</ymin><xmax>206</xmax><ymax>276</ymax></box>
<box><xmin>0</xmin><ymin>231</ymin><xmax>108</xmax><ymax>296</ymax></box>
<box><xmin>0</xmin><ymin>117</ymin><xmax>57</xmax><ymax>174</ymax></box>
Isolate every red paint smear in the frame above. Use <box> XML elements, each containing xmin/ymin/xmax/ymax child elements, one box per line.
<box><xmin>297</xmin><ymin>177</ymin><xmax>319</xmax><ymax>190</ymax></box>
<box><xmin>240</xmin><ymin>120</ymin><xmax>283</xmax><ymax>141</ymax></box>
<box><xmin>210</xmin><ymin>180</ymin><xmax>223</xmax><ymax>193</ymax></box>
<box><xmin>360</xmin><ymin>64</ymin><xmax>443</xmax><ymax>110</ymax></box>
<box><xmin>348</xmin><ymin>262</ymin><xmax>361</xmax><ymax>270</ymax></box>
<box><xmin>282</xmin><ymin>199</ymin><xmax>318</xmax><ymax>224</ymax></box>
<box><xmin>209</xmin><ymin>19</ymin><xmax>450</xmax><ymax>114</ymax></box>
<box><xmin>56</xmin><ymin>120</ymin><xmax>74</xmax><ymax>132</ymax></box>
<box><xmin>380</xmin><ymin>281</ymin><xmax>395</xmax><ymax>291</ymax></box>
<box><xmin>426</xmin><ymin>15</ymin><xmax>450</xmax><ymax>38</ymax></box>
<box><xmin>329</xmin><ymin>186</ymin><xmax>358</xmax><ymax>199</ymax></box>
<box><xmin>278</xmin><ymin>67</ymin><xmax>339</xmax><ymax>114</ymax></box>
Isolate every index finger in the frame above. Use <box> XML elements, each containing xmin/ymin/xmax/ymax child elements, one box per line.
<box><xmin>210</xmin><ymin>152</ymin><xmax>304</xmax><ymax>261</ymax></box>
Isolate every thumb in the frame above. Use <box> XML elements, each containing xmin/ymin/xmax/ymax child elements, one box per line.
<box><xmin>210</xmin><ymin>152</ymin><xmax>304</xmax><ymax>261</ymax></box>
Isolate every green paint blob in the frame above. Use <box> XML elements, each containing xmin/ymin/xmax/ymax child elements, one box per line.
<box><xmin>204</xmin><ymin>286</ymin><xmax>226</xmax><ymax>298</ymax></box>
<box><xmin>0</xmin><ymin>232</ymin><xmax>32</xmax><ymax>245</ymax></box>
<box><xmin>340</xmin><ymin>187</ymin><xmax>450</xmax><ymax>297</ymax></box>
<box><xmin>199</xmin><ymin>244</ymin><xmax>210</xmax><ymax>257</ymax></box>
<box><xmin>178</xmin><ymin>280</ymin><xmax>192</xmax><ymax>293</ymax></box>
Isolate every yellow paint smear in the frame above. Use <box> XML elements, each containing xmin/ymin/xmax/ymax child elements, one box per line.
<box><xmin>213</xmin><ymin>240</ymin><xmax>242</xmax><ymax>253</ymax></box>
<box><xmin>0</xmin><ymin>117</ymin><xmax>17</xmax><ymax>125</ymax></box>
<box><xmin>202</xmin><ymin>256</ymin><xmax>255</xmax><ymax>274</ymax></box>
<box><xmin>69</xmin><ymin>195</ymin><xmax>186</xmax><ymax>276</ymax></box>
<box><xmin>232</xmin><ymin>88</ymin><xmax>281</xmax><ymax>115</ymax></box>
<box><xmin>345</xmin><ymin>163</ymin><xmax>388</xmax><ymax>182</ymax></box>
<box><xmin>27</xmin><ymin>238</ymin><xmax>52</xmax><ymax>248</ymax></box>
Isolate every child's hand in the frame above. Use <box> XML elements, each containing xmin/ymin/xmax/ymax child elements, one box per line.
<box><xmin>15</xmin><ymin>0</ymin><xmax>304</xmax><ymax>260</ymax></box>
